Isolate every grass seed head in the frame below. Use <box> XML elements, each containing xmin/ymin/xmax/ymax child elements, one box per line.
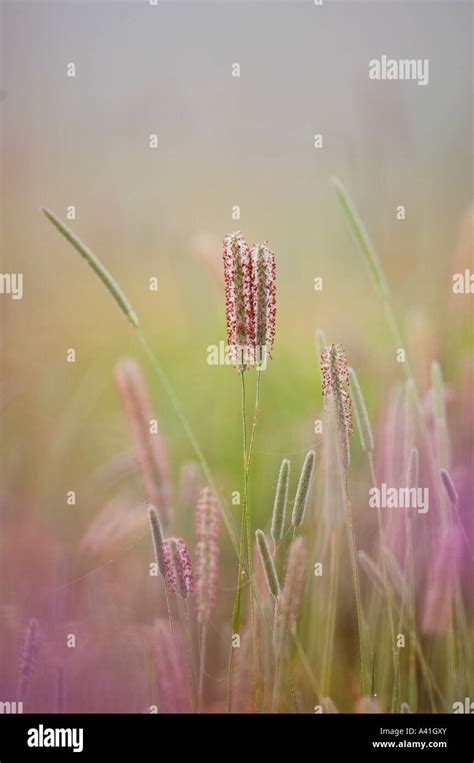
<box><xmin>255</xmin><ymin>529</ymin><xmax>280</xmax><ymax>599</ymax></box>
<box><xmin>291</xmin><ymin>450</ymin><xmax>316</xmax><ymax>528</ymax></box>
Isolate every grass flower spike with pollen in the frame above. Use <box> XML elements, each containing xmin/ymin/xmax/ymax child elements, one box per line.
<box><xmin>255</xmin><ymin>529</ymin><xmax>280</xmax><ymax>599</ymax></box>
<box><xmin>224</xmin><ymin>232</ymin><xmax>277</xmax><ymax>711</ymax></box>
<box><xmin>148</xmin><ymin>504</ymin><xmax>167</xmax><ymax>579</ymax></box>
<box><xmin>321</xmin><ymin>344</ymin><xmax>353</xmax><ymax>467</ymax></box>
<box><xmin>223</xmin><ymin>233</ymin><xmax>276</xmax><ymax>370</ymax></box>
<box><xmin>223</xmin><ymin>232</ymin><xmax>253</xmax><ymax>371</ymax></box>
<box><xmin>250</xmin><ymin>242</ymin><xmax>276</xmax><ymax>366</ymax></box>
<box><xmin>321</xmin><ymin>343</ymin><xmax>368</xmax><ymax>692</ymax></box>
<box><xmin>271</xmin><ymin>458</ymin><xmax>290</xmax><ymax>547</ymax></box>
<box><xmin>195</xmin><ymin>487</ymin><xmax>220</xmax><ymax>710</ymax></box>
<box><xmin>291</xmin><ymin>450</ymin><xmax>316</xmax><ymax>529</ymax></box>
<box><xmin>162</xmin><ymin>538</ymin><xmax>194</xmax><ymax>599</ymax></box>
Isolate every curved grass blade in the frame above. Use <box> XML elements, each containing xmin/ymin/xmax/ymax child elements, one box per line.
<box><xmin>331</xmin><ymin>177</ymin><xmax>389</xmax><ymax>299</ymax></box>
<box><xmin>42</xmin><ymin>207</ymin><xmax>138</xmax><ymax>327</ymax></box>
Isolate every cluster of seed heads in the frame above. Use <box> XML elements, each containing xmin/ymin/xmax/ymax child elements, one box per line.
<box><xmin>162</xmin><ymin>537</ymin><xmax>194</xmax><ymax>599</ymax></box>
<box><xmin>148</xmin><ymin>505</ymin><xmax>194</xmax><ymax>598</ymax></box>
<box><xmin>223</xmin><ymin>232</ymin><xmax>276</xmax><ymax>371</ymax></box>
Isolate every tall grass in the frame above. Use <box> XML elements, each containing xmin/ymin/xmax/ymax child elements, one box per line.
<box><xmin>35</xmin><ymin>191</ymin><xmax>473</xmax><ymax>714</ymax></box>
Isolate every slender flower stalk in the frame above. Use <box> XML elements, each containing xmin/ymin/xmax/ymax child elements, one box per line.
<box><xmin>348</xmin><ymin>367</ymin><xmax>374</xmax><ymax>453</ymax></box>
<box><xmin>281</xmin><ymin>537</ymin><xmax>308</xmax><ymax>637</ymax></box>
<box><xmin>321</xmin><ymin>343</ymin><xmax>367</xmax><ymax>693</ymax></box>
<box><xmin>406</xmin><ymin>447</ymin><xmax>419</xmax><ymax>488</ymax></box>
<box><xmin>273</xmin><ymin>537</ymin><xmax>307</xmax><ymax>711</ymax></box>
<box><xmin>422</xmin><ymin>525</ymin><xmax>462</xmax><ymax>635</ymax></box>
<box><xmin>291</xmin><ymin>450</ymin><xmax>316</xmax><ymax>529</ymax></box>
<box><xmin>148</xmin><ymin>503</ymin><xmax>176</xmax><ymax>650</ymax></box>
<box><xmin>358</xmin><ymin>550</ymin><xmax>386</xmax><ymax>593</ymax></box>
<box><xmin>224</xmin><ymin>232</ymin><xmax>276</xmax><ymax>711</ymax></box>
<box><xmin>270</xmin><ymin>459</ymin><xmax>290</xmax><ymax>548</ymax></box>
<box><xmin>195</xmin><ymin>487</ymin><xmax>220</xmax><ymax>711</ymax></box>
<box><xmin>349</xmin><ymin>366</ymin><xmax>399</xmax><ymax>697</ymax></box>
<box><xmin>330</xmin><ymin>178</ymin><xmax>389</xmax><ymax>299</ymax></box>
<box><xmin>321</xmin><ymin>344</ymin><xmax>353</xmax><ymax>467</ymax></box>
<box><xmin>161</xmin><ymin>538</ymin><xmax>195</xmax><ymax>711</ymax></box>
<box><xmin>330</xmin><ymin>179</ymin><xmax>451</xmax><ymax>551</ymax></box>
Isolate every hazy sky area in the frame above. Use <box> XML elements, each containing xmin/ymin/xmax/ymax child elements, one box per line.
<box><xmin>0</xmin><ymin>0</ymin><xmax>472</xmax><ymax>355</ymax></box>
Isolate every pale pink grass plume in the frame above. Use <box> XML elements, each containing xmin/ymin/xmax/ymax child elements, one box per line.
<box><xmin>162</xmin><ymin>538</ymin><xmax>194</xmax><ymax>598</ymax></box>
<box><xmin>422</xmin><ymin>524</ymin><xmax>463</xmax><ymax>635</ymax></box>
<box><xmin>114</xmin><ymin>358</ymin><xmax>173</xmax><ymax>522</ymax></box>
<box><xmin>194</xmin><ymin>487</ymin><xmax>220</xmax><ymax>624</ymax></box>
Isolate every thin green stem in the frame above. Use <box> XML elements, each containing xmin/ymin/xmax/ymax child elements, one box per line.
<box><xmin>226</xmin><ymin>371</ymin><xmax>248</xmax><ymax>712</ymax></box>
<box><xmin>344</xmin><ymin>473</ymin><xmax>367</xmax><ymax>695</ymax></box>
<box><xmin>368</xmin><ymin>450</ymin><xmax>398</xmax><ymax>709</ymax></box>
<box><xmin>137</xmin><ymin>330</ymin><xmax>239</xmax><ymax>554</ymax></box>
<box><xmin>321</xmin><ymin>529</ymin><xmax>341</xmax><ymax>695</ymax></box>
<box><xmin>245</xmin><ymin>368</ymin><xmax>262</xmax><ymax>705</ymax></box>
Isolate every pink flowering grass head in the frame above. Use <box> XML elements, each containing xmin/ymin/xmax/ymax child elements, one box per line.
<box><xmin>114</xmin><ymin>358</ymin><xmax>173</xmax><ymax>522</ymax></box>
<box><xmin>321</xmin><ymin>343</ymin><xmax>353</xmax><ymax>467</ymax></box>
<box><xmin>223</xmin><ymin>232</ymin><xmax>253</xmax><ymax>371</ymax></box>
<box><xmin>223</xmin><ymin>232</ymin><xmax>276</xmax><ymax>371</ymax></box>
<box><xmin>162</xmin><ymin>538</ymin><xmax>194</xmax><ymax>599</ymax></box>
<box><xmin>195</xmin><ymin>487</ymin><xmax>220</xmax><ymax>624</ymax></box>
<box><xmin>281</xmin><ymin>537</ymin><xmax>308</xmax><ymax>629</ymax></box>
<box><xmin>421</xmin><ymin>524</ymin><xmax>463</xmax><ymax>635</ymax></box>
<box><xmin>250</xmin><ymin>242</ymin><xmax>276</xmax><ymax>363</ymax></box>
